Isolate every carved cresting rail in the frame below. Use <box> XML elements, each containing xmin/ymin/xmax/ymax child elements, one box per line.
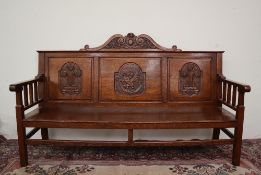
<box><xmin>9</xmin><ymin>33</ymin><xmax>251</xmax><ymax>167</ymax></box>
<box><xmin>81</xmin><ymin>33</ymin><xmax>181</xmax><ymax>51</ymax></box>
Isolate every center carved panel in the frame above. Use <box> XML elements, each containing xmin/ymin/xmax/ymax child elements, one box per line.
<box><xmin>59</xmin><ymin>62</ymin><xmax>82</xmax><ymax>95</ymax></box>
<box><xmin>179</xmin><ymin>62</ymin><xmax>202</xmax><ymax>96</ymax></box>
<box><xmin>114</xmin><ymin>62</ymin><xmax>146</xmax><ymax>96</ymax></box>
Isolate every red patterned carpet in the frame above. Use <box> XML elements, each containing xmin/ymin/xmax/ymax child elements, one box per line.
<box><xmin>1</xmin><ymin>138</ymin><xmax>261</xmax><ymax>174</ymax></box>
<box><xmin>0</xmin><ymin>135</ymin><xmax>6</xmax><ymax>144</ymax></box>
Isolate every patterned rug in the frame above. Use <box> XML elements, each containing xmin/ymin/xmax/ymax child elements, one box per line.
<box><xmin>3</xmin><ymin>163</ymin><xmax>261</xmax><ymax>175</ymax></box>
<box><xmin>0</xmin><ymin>135</ymin><xmax>7</xmax><ymax>144</ymax></box>
<box><xmin>1</xmin><ymin>138</ymin><xmax>261</xmax><ymax>174</ymax></box>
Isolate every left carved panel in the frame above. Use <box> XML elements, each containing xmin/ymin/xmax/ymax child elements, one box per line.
<box><xmin>48</xmin><ymin>57</ymin><xmax>92</xmax><ymax>100</ymax></box>
<box><xmin>59</xmin><ymin>62</ymin><xmax>82</xmax><ymax>95</ymax></box>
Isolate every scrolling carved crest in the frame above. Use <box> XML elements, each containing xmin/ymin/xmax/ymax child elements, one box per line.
<box><xmin>179</xmin><ymin>62</ymin><xmax>202</xmax><ymax>96</ymax></box>
<box><xmin>59</xmin><ymin>62</ymin><xmax>82</xmax><ymax>95</ymax></box>
<box><xmin>115</xmin><ymin>62</ymin><xmax>145</xmax><ymax>96</ymax></box>
<box><xmin>105</xmin><ymin>33</ymin><xmax>157</xmax><ymax>49</ymax></box>
<box><xmin>80</xmin><ymin>33</ymin><xmax>181</xmax><ymax>51</ymax></box>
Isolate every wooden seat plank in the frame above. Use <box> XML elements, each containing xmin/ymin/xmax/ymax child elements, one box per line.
<box><xmin>24</xmin><ymin>105</ymin><xmax>236</xmax><ymax>129</ymax></box>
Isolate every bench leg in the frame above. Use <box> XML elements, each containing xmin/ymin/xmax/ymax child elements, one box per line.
<box><xmin>212</xmin><ymin>128</ymin><xmax>220</xmax><ymax>139</ymax></box>
<box><xmin>17</xmin><ymin>125</ymin><xmax>28</xmax><ymax>167</ymax></box>
<box><xmin>41</xmin><ymin>128</ymin><xmax>49</xmax><ymax>140</ymax></box>
<box><xmin>232</xmin><ymin>127</ymin><xmax>243</xmax><ymax>166</ymax></box>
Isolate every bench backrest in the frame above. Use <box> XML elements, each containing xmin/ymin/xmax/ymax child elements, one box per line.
<box><xmin>38</xmin><ymin>33</ymin><xmax>223</xmax><ymax>108</ymax></box>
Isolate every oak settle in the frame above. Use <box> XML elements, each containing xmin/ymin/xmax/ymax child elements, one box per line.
<box><xmin>9</xmin><ymin>33</ymin><xmax>251</xmax><ymax>167</ymax></box>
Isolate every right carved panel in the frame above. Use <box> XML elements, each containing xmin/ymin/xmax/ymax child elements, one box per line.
<box><xmin>179</xmin><ymin>62</ymin><xmax>202</xmax><ymax>96</ymax></box>
<box><xmin>169</xmin><ymin>58</ymin><xmax>212</xmax><ymax>101</ymax></box>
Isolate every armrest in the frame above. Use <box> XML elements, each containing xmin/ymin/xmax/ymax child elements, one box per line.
<box><xmin>217</xmin><ymin>74</ymin><xmax>251</xmax><ymax>111</ymax></box>
<box><xmin>217</xmin><ymin>74</ymin><xmax>251</xmax><ymax>93</ymax></box>
<box><xmin>9</xmin><ymin>74</ymin><xmax>45</xmax><ymax>111</ymax></box>
<box><xmin>9</xmin><ymin>74</ymin><xmax>44</xmax><ymax>92</ymax></box>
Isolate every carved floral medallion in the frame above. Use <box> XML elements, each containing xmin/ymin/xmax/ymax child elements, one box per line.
<box><xmin>115</xmin><ymin>62</ymin><xmax>145</xmax><ymax>96</ymax></box>
<box><xmin>179</xmin><ymin>62</ymin><xmax>202</xmax><ymax>96</ymax></box>
<box><xmin>59</xmin><ymin>62</ymin><xmax>82</xmax><ymax>95</ymax></box>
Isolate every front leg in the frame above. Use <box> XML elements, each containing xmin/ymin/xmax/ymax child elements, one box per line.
<box><xmin>17</xmin><ymin>123</ymin><xmax>28</xmax><ymax>166</ymax></box>
<box><xmin>41</xmin><ymin>128</ymin><xmax>49</xmax><ymax>140</ymax></box>
<box><xmin>212</xmin><ymin>128</ymin><xmax>220</xmax><ymax>139</ymax></box>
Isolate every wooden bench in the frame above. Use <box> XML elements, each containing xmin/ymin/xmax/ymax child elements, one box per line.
<box><xmin>9</xmin><ymin>33</ymin><xmax>251</xmax><ymax>167</ymax></box>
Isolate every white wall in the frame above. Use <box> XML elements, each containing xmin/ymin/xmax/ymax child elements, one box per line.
<box><xmin>0</xmin><ymin>0</ymin><xmax>260</xmax><ymax>139</ymax></box>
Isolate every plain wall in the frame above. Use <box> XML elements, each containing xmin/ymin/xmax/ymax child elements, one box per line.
<box><xmin>0</xmin><ymin>0</ymin><xmax>260</xmax><ymax>140</ymax></box>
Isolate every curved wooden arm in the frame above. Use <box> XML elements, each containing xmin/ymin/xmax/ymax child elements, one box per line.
<box><xmin>217</xmin><ymin>74</ymin><xmax>251</xmax><ymax>110</ymax></box>
<box><xmin>9</xmin><ymin>74</ymin><xmax>45</xmax><ymax>111</ymax></box>
<box><xmin>217</xmin><ymin>74</ymin><xmax>251</xmax><ymax>93</ymax></box>
<box><xmin>9</xmin><ymin>74</ymin><xmax>45</xmax><ymax>92</ymax></box>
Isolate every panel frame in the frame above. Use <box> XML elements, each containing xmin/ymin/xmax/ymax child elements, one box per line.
<box><xmin>98</xmin><ymin>56</ymin><xmax>163</xmax><ymax>103</ymax></box>
<box><xmin>39</xmin><ymin>51</ymin><xmax>219</xmax><ymax>105</ymax></box>
<box><xmin>44</xmin><ymin>55</ymin><xmax>94</xmax><ymax>101</ymax></box>
<box><xmin>168</xmin><ymin>56</ymin><xmax>215</xmax><ymax>101</ymax></box>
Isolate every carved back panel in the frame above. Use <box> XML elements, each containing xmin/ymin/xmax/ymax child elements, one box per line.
<box><xmin>39</xmin><ymin>33</ymin><xmax>223</xmax><ymax>105</ymax></box>
<box><xmin>114</xmin><ymin>62</ymin><xmax>145</xmax><ymax>96</ymax></box>
<box><xmin>179</xmin><ymin>62</ymin><xmax>202</xmax><ymax>96</ymax></box>
<box><xmin>99</xmin><ymin>57</ymin><xmax>161</xmax><ymax>102</ymax></box>
<box><xmin>48</xmin><ymin>57</ymin><xmax>92</xmax><ymax>100</ymax></box>
<box><xmin>59</xmin><ymin>62</ymin><xmax>82</xmax><ymax>95</ymax></box>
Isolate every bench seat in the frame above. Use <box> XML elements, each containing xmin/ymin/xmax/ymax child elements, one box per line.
<box><xmin>24</xmin><ymin>105</ymin><xmax>236</xmax><ymax>129</ymax></box>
